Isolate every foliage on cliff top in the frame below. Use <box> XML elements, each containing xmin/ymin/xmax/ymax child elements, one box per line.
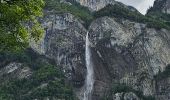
<box><xmin>44</xmin><ymin>0</ymin><xmax>170</xmax><ymax>30</ymax></box>
<box><xmin>94</xmin><ymin>4</ymin><xmax>170</xmax><ymax>30</ymax></box>
<box><xmin>45</xmin><ymin>0</ymin><xmax>93</xmax><ymax>28</ymax></box>
<box><xmin>147</xmin><ymin>0</ymin><xmax>170</xmax><ymax>25</ymax></box>
<box><xmin>0</xmin><ymin>49</ymin><xmax>76</xmax><ymax>100</ymax></box>
<box><xmin>0</xmin><ymin>0</ymin><xmax>45</xmax><ymax>52</ymax></box>
<box><xmin>146</xmin><ymin>11</ymin><xmax>170</xmax><ymax>26</ymax></box>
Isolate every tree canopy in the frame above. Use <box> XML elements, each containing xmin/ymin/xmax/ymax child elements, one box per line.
<box><xmin>0</xmin><ymin>0</ymin><xmax>44</xmax><ymax>51</ymax></box>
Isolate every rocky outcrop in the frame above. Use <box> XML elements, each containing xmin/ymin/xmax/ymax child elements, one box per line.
<box><xmin>39</xmin><ymin>12</ymin><xmax>87</xmax><ymax>88</ymax></box>
<box><xmin>88</xmin><ymin>17</ymin><xmax>170</xmax><ymax>98</ymax></box>
<box><xmin>112</xmin><ymin>92</ymin><xmax>140</xmax><ymax>100</ymax></box>
<box><xmin>123</xmin><ymin>92</ymin><xmax>140</xmax><ymax>100</ymax></box>
<box><xmin>75</xmin><ymin>0</ymin><xmax>116</xmax><ymax>11</ymax></box>
<box><xmin>162</xmin><ymin>0</ymin><xmax>170</xmax><ymax>14</ymax></box>
<box><xmin>149</xmin><ymin>0</ymin><xmax>170</xmax><ymax>14</ymax></box>
<box><xmin>74</xmin><ymin>0</ymin><xmax>137</xmax><ymax>13</ymax></box>
<box><xmin>0</xmin><ymin>62</ymin><xmax>32</xmax><ymax>84</ymax></box>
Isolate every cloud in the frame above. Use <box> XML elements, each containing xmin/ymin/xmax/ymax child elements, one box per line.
<box><xmin>115</xmin><ymin>0</ymin><xmax>155</xmax><ymax>14</ymax></box>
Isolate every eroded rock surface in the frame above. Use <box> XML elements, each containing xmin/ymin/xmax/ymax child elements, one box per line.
<box><xmin>29</xmin><ymin>10</ymin><xmax>170</xmax><ymax>99</ymax></box>
<box><xmin>27</xmin><ymin>0</ymin><xmax>170</xmax><ymax>99</ymax></box>
<box><xmin>0</xmin><ymin>62</ymin><xmax>32</xmax><ymax>83</ymax></box>
<box><xmin>76</xmin><ymin>0</ymin><xmax>116</xmax><ymax>11</ymax></box>
<box><xmin>152</xmin><ymin>0</ymin><xmax>170</xmax><ymax>14</ymax></box>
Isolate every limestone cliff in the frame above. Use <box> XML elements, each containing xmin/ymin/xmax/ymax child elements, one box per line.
<box><xmin>1</xmin><ymin>0</ymin><xmax>170</xmax><ymax>100</ymax></box>
<box><xmin>75</xmin><ymin>0</ymin><xmax>116</xmax><ymax>11</ymax></box>
<box><xmin>32</xmin><ymin>10</ymin><xmax>170</xmax><ymax>100</ymax></box>
<box><xmin>30</xmin><ymin>0</ymin><xmax>170</xmax><ymax>99</ymax></box>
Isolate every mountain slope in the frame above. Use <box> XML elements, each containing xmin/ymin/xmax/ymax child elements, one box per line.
<box><xmin>147</xmin><ymin>0</ymin><xmax>170</xmax><ymax>14</ymax></box>
<box><xmin>147</xmin><ymin>0</ymin><xmax>170</xmax><ymax>23</ymax></box>
<box><xmin>1</xmin><ymin>0</ymin><xmax>170</xmax><ymax>100</ymax></box>
<box><xmin>0</xmin><ymin>49</ymin><xmax>76</xmax><ymax>100</ymax></box>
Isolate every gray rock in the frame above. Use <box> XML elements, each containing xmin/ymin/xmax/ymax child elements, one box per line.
<box><xmin>113</xmin><ymin>93</ymin><xmax>123</xmax><ymax>100</ymax></box>
<box><xmin>124</xmin><ymin>92</ymin><xmax>140</xmax><ymax>100</ymax></box>
<box><xmin>0</xmin><ymin>62</ymin><xmax>32</xmax><ymax>84</ymax></box>
<box><xmin>76</xmin><ymin>0</ymin><xmax>116</xmax><ymax>11</ymax></box>
<box><xmin>112</xmin><ymin>92</ymin><xmax>140</xmax><ymax>100</ymax></box>
<box><xmin>30</xmin><ymin>7</ymin><xmax>170</xmax><ymax>99</ymax></box>
<box><xmin>89</xmin><ymin>16</ymin><xmax>170</xmax><ymax>97</ymax></box>
<box><xmin>160</xmin><ymin>0</ymin><xmax>170</xmax><ymax>14</ymax></box>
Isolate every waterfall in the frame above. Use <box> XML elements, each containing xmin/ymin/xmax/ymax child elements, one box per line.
<box><xmin>83</xmin><ymin>32</ymin><xmax>94</xmax><ymax>100</ymax></box>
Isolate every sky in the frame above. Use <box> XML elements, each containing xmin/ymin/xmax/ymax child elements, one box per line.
<box><xmin>115</xmin><ymin>0</ymin><xmax>155</xmax><ymax>14</ymax></box>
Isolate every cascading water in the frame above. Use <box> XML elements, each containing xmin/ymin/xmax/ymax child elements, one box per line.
<box><xmin>83</xmin><ymin>32</ymin><xmax>94</xmax><ymax>100</ymax></box>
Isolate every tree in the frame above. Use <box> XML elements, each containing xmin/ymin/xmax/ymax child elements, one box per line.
<box><xmin>0</xmin><ymin>0</ymin><xmax>44</xmax><ymax>51</ymax></box>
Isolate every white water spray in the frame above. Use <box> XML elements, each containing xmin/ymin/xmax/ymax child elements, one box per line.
<box><xmin>83</xmin><ymin>32</ymin><xmax>94</xmax><ymax>100</ymax></box>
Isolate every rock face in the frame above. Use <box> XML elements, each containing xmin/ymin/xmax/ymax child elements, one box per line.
<box><xmin>1</xmin><ymin>0</ymin><xmax>169</xmax><ymax>99</ymax></box>
<box><xmin>150</xmin><ymin>0</ymin><xmax>170</xmax><ymax>14</ymax></box>
<box><xmin>113</xmin><ymin>92</ymin><xmax>140</xmax><ymax>100</ymax></box>
<box><xmin>123</xmin><ymin>92</ymin><xmax>140</xmax><ymax>100</ymax></box>
<box><xmin>89</xmin><ymin>16</ymin><xmax>170</xmax><ymax>75</ymax></box>
<box><xmin>75</xmin><ymin>0</ymin><xmax>137</xmax><ymax>12</ymax></box>
<box><xmin>41</xmin><ymin>12</ymin><xmax>87</xmax><ymax>87</ymax></box>
<box><xmin>29</xmin><ymin>1</ymin><xmax>170</xmax><ymax>100</ymax></box>
<box><xmin>88</xmin><ymin>17</ymin><xmax>170</xmax><ymax>98</ymax></box>
<box><xmin>0</xmin><ymin>62</ymin><xmax>32</xmax><ymax>84</ymax></box>
<box><xmin>75</xmin><ymin>0</ymin><xmax>116</xmax><ymax>11</ymax></box>
<box><xmin>162</xmin><ymin>0</ymin><xmax>170</xmax><ymax>14</ymax></box>
<box><xmin>34</xmin><ymin>11</ymin><xmax>170</xmax><ymax>99</ymax></box>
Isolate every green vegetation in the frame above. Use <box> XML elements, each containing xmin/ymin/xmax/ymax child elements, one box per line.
<box><xmin>1</xmin><ymin>1</ymin><xmax>170</xmax><ymax>100</ymax></box>
<box><xmin>94</xmin><ymin>4</ymin><xmax>170</xmax><ymax>30</ymax></box>
<box><xmin>154</xmin><ymin>64</ymin><xmax>170</xmax><ymax>80</ymax></box>
<box><xmin>45</xmin><ymin>0</ymin><xmax>93</xmax><ymax>28</ymax></box>
<box><xmin>147</xmin><ymin>11</ymin><xmax>170</xmax><ymax>21</ymax></box>
<box><xmin>0</xmin><ymin>0</ymin><xmax>45</xmax><ymax>51</ymax></box>
<box><xmin>43</xmin><ymin>1</ymin><xmax>170</xmax><ymax>30</ymax></box>
<box><xmin>147</xmin><ymin>0</ymin><xmax>170</xmax><ymax>26</ymax></box>
<box><xmin>103</xmin><ymin>84</ymin><xmax>155</xmax><ymax>100</ymax></box>
<box><xmin>1</xmin><ymin>0</ymin><xmax>170</xmax><ymax>52</ymax></box>
<box><xmin>0</xmin><ymin>49</ymin><xmax>76</xmax><ymax>100</ymax></box>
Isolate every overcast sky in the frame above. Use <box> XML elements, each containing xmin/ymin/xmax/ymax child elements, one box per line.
<box><xmin>115</xmin><ymin>0</ymin><xmax>155</xmax><ymax>14</ymax></box>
